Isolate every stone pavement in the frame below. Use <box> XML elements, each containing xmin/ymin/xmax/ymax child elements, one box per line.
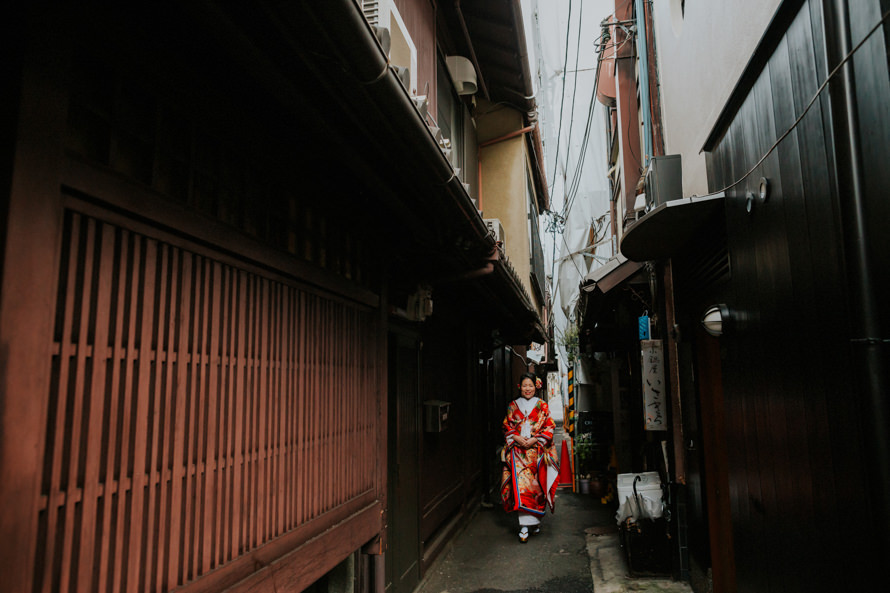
<box><xmin>587</xmin><ymin>529</ymin><xmax>692</xmax><ymax>593</ymax></box>
<box><xmin>414</xmin><ymin>490</ymin><xmax>693</xmax><ymax>593</ymax></box>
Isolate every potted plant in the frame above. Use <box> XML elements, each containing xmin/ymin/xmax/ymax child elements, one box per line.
<box><xmin>575</xmin><ymin>434</ymin><xmax>594</xmax><ymax>493</ymax></box>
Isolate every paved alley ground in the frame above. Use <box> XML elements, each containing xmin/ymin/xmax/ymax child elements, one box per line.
<box><xmin>414</xmin><ymin>490</ymin><xmax>693</xmax><ymax>593</ymax></box>
<box><xmin>416</xmin><ymin>491</ymin><xmax>606</xmax><ymax>593</ymax></box>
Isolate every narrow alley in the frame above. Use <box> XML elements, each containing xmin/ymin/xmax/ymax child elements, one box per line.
<box><xmin>416</xmin><ymin>491</ymin><xmax>604</xmax><ymax>593</ymax></box>
<box><xmin>2</xmin><ymin>2</ymin><xmax>888</xmax><ymax>593</ymax></box>
<box><xmin>415</xmin><ymin>427</ymin><xmax>692</xmax><ymax>593</ymax></box>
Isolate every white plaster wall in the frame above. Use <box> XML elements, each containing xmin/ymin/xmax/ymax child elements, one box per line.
<box><xmin>652</xmin><ymin>0</ymin><xmax>782</xmax><ymax>196</ymax></box>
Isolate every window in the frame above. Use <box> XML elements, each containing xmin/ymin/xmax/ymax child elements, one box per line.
<box><xmin>528</xmin><ymin>172</ymin><xmax>546</xmax><ymax>301</ymax></box>
<box><xmin>437</xmin><ymin>55</ymin><xmax>465</xmax><ymax>173</ymax></box>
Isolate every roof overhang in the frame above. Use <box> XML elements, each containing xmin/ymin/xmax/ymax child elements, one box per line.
<box><xmin>149</xmin><ymin>0</ymin><xmax>546</xmax><ymax>339</ymax></box>
<box><xmin>577</xmin><ymin>254</ymin><xmax>645</xmax><ymax>330</ymax></box>
<box><xmin>582</xmin><ymin>254</ymin><xmax>644</xmax><ymax>295</ymax></box>
<box><xmin>441</xmin><ymin>0</ymin><xmax>550</xmax><ymax>212</ymax></box>
<box><xmin>619</xmin><ymin>192</ymin><xmax>725</xmax><ymax>261</ymax></box>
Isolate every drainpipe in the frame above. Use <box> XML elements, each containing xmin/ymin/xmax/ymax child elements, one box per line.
<box><xmin>642</xmin><ymin>0</ymin><xmax>665</xmax><ymax>157</ymax></box>
<box><xmin>509</xmin><ymin>0</ymin><xmax>551</xmax><ymax>212</ymax></box>
<box><xmin>477</xmin><ymin>124</ymin><xmax>535</xmax><ymax>212</ymax></box>
<box><xmin>374</xmin><ymin>554</ymin><xmax>385</xmax><ymax>593</ymax></box>
<box><xmin>822</xmin><ymin>0</ymin><xmax>890</xmax><ymax>551</ymax></box>
<box><xmin>633</xmin><ymin>0</ymin><xmax>654</xmax><ymax>166</ymax></box>
<box><xmin>454</xmin><ymin>0</ymin><xmax>490</xmax><ymax>101</ymax></box>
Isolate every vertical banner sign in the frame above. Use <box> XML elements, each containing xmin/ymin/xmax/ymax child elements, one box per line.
<box><xmin>641</xmin><ymin>340</ymin><xmax>667</xmax><ymax>431</ymax></box>
<box><xmin>547</xmin><ymin>371</ymin><xmax>559</xmax><ymax>400</ymax></box>
<box><xmin>567</xmin><ymin>365</ymin><xmax>575</xmax><ymax>435</ymax></box>
<box><xmin>547</xmin><ymin>371</ymin><xmax>560</xmax><ymax>415</ymax></box>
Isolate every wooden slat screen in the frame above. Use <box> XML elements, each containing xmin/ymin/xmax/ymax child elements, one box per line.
<box><xmin>37</xmin><ymin>209</ymin><xmax>379</xmax><ymax>593</ymax></box>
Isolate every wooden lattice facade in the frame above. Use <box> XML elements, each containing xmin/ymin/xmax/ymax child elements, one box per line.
<box><xmin>1</xmin><ymin>7</ymin><xmax>387</xmax><ymax>593</ymax></box>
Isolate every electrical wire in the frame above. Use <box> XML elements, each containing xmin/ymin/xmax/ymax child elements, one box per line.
<box><xmin>562</xmin><ymin>0</ymin><xmax>584</xmax><ymax>173</ymax></box>
<box><xmin>549</xmin><ymin>27</ymin><xmax>606</xmax><ymax>303</ymax></box>
<box><xmin>709</xmin><ymin>8</ymin><xmax>890</xmax><ymax>195</ymax></box>
<box><xmin>561</xmin><ymin>46</ymin><xmax>604</xmax><ymax>220</ymax></box>
<box><xmin>551</xmin><ymin>17</ymin><xmax>634</xmax><ymax>302</ymax></box>
<box><xmin>562</xmin><ymin>86</ymin><xmax>597</xmax><ymax>218</ymax></box>
<box><xmin>548</xmin><ymin>0</ymin><xmax>573</xmax><ymax>194</ymax></box>
<box><xmin>561</xmin><ymin>21</ymin><xmax>636</xmax><ymax>222</ymax></box>
<box><xmin>548</xmin><ymin>15</ymin><xmax>639</xmax><ymax>307</ymax></box>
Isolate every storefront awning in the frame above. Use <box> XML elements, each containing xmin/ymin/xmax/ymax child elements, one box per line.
<box><xmin>581</xmin><ymin>254</ymin><xmax>643</xmax><ymax>295</ymax></box>
<box><xmin>619</xmin><ymin>192</ymin><xmax>725</xmax><ymax>261</ymax></box>
<box><xmin>577</xmin><ymin>254</ymin><xmax>645</xmax><ymax>330</ymax></box>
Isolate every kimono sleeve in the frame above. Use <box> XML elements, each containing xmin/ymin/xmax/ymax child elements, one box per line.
<box><xmin>502</xmin><ymin>402</ymin><xmax>521</xmax><ymax>445</ymax></box>
<box><xmin>533</xmin><ymin>401</ymin><xmax>555</xmax><ymax>445</ymax></box>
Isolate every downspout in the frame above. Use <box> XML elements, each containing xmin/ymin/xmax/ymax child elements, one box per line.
<box><xmin>477</xmin><ymin>124</ymin><xmax>536</xmax><ymax>212</ymax></box>
<box><xmin>454</xmin><ymin>0</ymin><xmax>490</xmax><ymax>100</ymax></box>
<box><xmin>509</xmin><ymin>0</ymin><xmax>551</xmax><ymax>212</ymax></box>
<box><xmin>822</xmin><ymin>0</ymin><xmax>890</xmax><ymax>551</ymax></box>
<box><xmin>530</xmin><ymin>124</ymin><xmax>551</xmax><ymax>211</ymax></box>
<box><xmin>633</xmin><ymin>0</ymin><xmax>654</xmax><ymax>166</ymax></box>
<box><xmin>643</xmin><ymin>0</ymin><xmax>665</xmax><ymax>157</ymax></box>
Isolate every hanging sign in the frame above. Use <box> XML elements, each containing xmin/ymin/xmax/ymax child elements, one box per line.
<box><xmin>641</xmin><ymin>339</ymin><xmax>667</xmax><ymax>431</ymax></box>
<box><xmin>527</xmin><ymin>341</ymin><xmax>545</xmax><ymax>363</ymax></box>
<box><xmin>638</xmin><ymin>315</ymin><xmax>651</xmax><ymax>340</ymax></box>
<box><xmin>547</xmin><ymin>371</ymin><xmax>560</xmax><ymax>400</ymax></box>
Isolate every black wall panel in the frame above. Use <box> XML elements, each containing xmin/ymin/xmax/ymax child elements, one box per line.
<box><xmin>702</xmin><ymin>1</ymin><xmax>885</xmax><ymax>590</ymax></box>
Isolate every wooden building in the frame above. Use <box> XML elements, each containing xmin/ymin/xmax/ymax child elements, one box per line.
<box><xmin>0</xmin><ymin>2</ymin><xmax>550</xmax><ymax>593</ymax></box>
<box><xmin>578</xmin><ymin>0</ymin><xmax>887</xmax><ymax>591</ymax></box>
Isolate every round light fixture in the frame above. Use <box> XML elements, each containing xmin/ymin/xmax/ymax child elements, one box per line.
<box><xmin>701</xmin><ymin>304</ymin><xmax>730</xmax><ymax>337</ymax></box>
<box><xmin>758</xmin><ymin>177</ymin><xmax>770</xmax><ymax>203</ymax></box>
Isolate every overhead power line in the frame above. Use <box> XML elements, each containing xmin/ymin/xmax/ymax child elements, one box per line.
<box><xmin>548</xmin><ymin>0</ymin><xmax>573</xmax><ymax>195</ymax></box>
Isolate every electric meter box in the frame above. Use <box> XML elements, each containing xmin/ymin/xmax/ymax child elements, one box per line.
<box><xmin>423</xmin><ymin>400</ymin><xmax>451</xmax><ymax>433</ymax></box>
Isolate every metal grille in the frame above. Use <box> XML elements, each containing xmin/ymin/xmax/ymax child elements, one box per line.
<box><xmin>361</xmin><ymin>0</ymin><xmax>381</xmax><ymax>27</ymax></box>
<box><xmin>37</xmin><ymin>210</ymin><xmax>379</xmax><ymax>593</ymax></box>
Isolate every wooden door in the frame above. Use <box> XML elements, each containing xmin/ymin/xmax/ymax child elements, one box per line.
<box><xmin>695</xmin><ymin>327</ymin><xmax>736</xmax><ymax>593</ymax></box>
<box><xmin>386</xmin><ymin>332</ymin><xmax>421</xmax><ymax>593</ymax></box>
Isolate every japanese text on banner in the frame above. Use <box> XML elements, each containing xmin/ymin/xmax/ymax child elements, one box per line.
<box><xmin>641</xmin><ymin>339</ymin><xmax>667</xmax><ymax>431</ymax></box>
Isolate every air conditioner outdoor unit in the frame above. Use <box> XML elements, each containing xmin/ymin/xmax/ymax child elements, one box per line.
<box><xmin>644</xmin><ymin>154</ymin><xmax>682</xmax><ymax>210</ymax></box>
<box><xmin>484</xmin><ymin>218</ymin><xmax>506</xmax><ymax>246</ymax></box>
<box><xmin>361</xmin><ymin>0</ymin><xmax>418</xmax><ymax>95</ymax></box>
<box><xmin>445</xmin><ymin>55</ymin><xmax>478</xmax><ymax>95</ymax></box>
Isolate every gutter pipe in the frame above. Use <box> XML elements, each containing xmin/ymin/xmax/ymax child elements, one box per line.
<box><xmin>634</xmin><ymin>0</ymin><xmax>654</xmax><ymax>166</ymax></box>
<box><xmin>304</xmin><ymin>0</ymin><xmax>492</xmax><ymax>250</ymax></box>
<box><xmin>822</xmin><ymin>0</ymin><xmax>890</xmax><ymax>552</ymax></box>
<box><xmin>454</xmin><ymin>0</ymin><xmax>490</xmax><ymax>100</ymax></box>
<box><xmin>307</xmin><ymin>0</ymin><xmax>547</xmax><ymax>301</ymax></box>
<box><xmin>301</xmin><ymin>0</ymin><xmax>545</xmax><ymax>328</ymax></box>
<box><xmin>509</xmin><ymin>0</ymin><xmax>551</xmax><ymax>212</ymax></box>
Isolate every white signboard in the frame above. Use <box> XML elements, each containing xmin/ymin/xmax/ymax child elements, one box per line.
<box><xmin>641</xmin><ymin>340</ymin><xmax>667</xmax><ymax>431</ymax></box>
<box><xmin>547</xmin><ymin>371</ymin><xmax>559</xmax><ymax>399</ymax></box>
<box><xmin>527</xmin><ymin>341</ymin><xmax>545</xmax><ymax>363</ymax></box>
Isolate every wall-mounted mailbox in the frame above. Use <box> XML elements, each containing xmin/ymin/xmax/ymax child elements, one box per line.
<box><xmin>423</xmin><ymin>400</ymin><xmax>450</xmax><ymax>433</ymax></box>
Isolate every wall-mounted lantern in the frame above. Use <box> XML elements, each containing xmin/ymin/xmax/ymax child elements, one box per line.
<box><xmin>701</xmin><ymin>304</ymin><xmax>731</xmax><ymax>337</ymax></box>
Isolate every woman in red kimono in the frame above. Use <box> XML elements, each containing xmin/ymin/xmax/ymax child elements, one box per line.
<box><xmin>500</xmin><ymin>372</ymin><xmax>559</xmax><ymax>542</ymax></box>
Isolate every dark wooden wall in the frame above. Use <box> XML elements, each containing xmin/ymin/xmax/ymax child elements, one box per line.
<box><xmin>417</xmin><ymin>308</ymin><xmax>485</xmax><ymax>569</ymax></box>
<box><xmin>395</xmin><ymin>0</ymin><xmax>438</xmax><ymax>111</ymax></box>
<box><xmin>703</xmin><ymin>0</ymin><xmax>886</xmax><ymax>590</ymax></box>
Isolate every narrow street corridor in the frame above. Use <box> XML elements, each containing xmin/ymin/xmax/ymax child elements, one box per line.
<box><xmin>416</xmin><ymin>490</ymin><xmax>607</xmax><ymax>593</ymax></box>
<box><xmin>414</xmin><ymin>426</ymin><xmax>693</xmax><ymax>593</ymax></box>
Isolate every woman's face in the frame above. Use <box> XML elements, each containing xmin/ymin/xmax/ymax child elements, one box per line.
<box><xmin>520</xmin><ymin>378</ymin><xmax>536</xmax><ymax>399</ymax></box>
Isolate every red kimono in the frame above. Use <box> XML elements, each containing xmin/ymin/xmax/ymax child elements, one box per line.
<box><xmin>500</xmin><ymin>397</ymin><xmax>559</xmax><ymax>517</ymax></box>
